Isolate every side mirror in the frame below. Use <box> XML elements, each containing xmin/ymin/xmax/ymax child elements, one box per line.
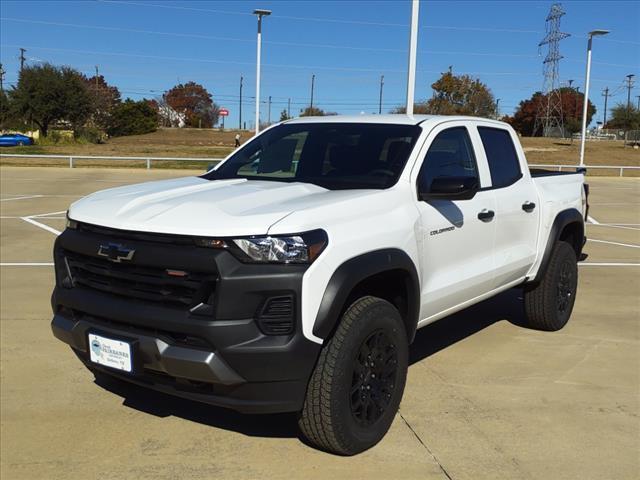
<box><xmin>419</xmin><ymin>176</ymin><xmax>479</xmax><ymax>201</ymax></box>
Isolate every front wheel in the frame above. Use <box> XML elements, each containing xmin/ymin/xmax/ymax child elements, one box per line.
<box><xmin>298</xmin><ymin>296</ymin><xmax>408</xmax><ymax>455</ymax></box>
<box><xmin>524</xmin><ymin>240</ymin><xmax>578</xmax><ymax>331</ymax></box>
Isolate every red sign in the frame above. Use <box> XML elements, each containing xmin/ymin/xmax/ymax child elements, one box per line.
<box><xmin>219</xmin><ymin>108</ymin><xmax>229</xmax><ymax>116</ymax></box>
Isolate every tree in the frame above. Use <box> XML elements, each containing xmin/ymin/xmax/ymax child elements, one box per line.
<box><xmin>300</xmin><ymin>106</ymin><xmax>337</xmax><ymax>116</ymax></box>
<box><xmin>507</xmin><ymin>88</ymin><xmax>595</xmax><ymax>137</ymax></box>
<box><xmin>9</xmin><ymin>63</ymin><xmax>92</xmax><ymax>136</ymax></box>
<box><xmin>163</xmin><ymin>81</ymin><xmax>219</xmax><ymax>128</ymax></box>
<box><xmin>427</xmin><ymin>72</ymin><xmax>496</xmax><ymax>116</ymax></box>
<box><xmin>0</xmin><ymin>90</ymin><xmax>10</xmax><ymax>129</ymax></box>
<box><xmin>393</xmin><ymin>72</ymin><xmax>496</xmax><ymax>117</ymax></box>
<box><xmin>605</xmin><ymin>103</ymin><xmax>640</xmax><ymax>131</ymax></box>
<box><xmin>85</xmin><ymin>75</ymin><xmax>121</xmax><ymax>130</ymax></box>
<box><xmin>279</xmin><ymin>109</ymin><xmax>291</xmax><ymax>121</ymax></box>
<box><xmin>106</xmin><ymin>99</ymin><xmax>158</xmax><ymax>137</ymax></box>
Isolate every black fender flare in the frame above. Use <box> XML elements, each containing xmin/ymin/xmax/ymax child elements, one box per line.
<box><xmin>312</xmin><ymin>248</ymin><xmax>420</xmax><ymax>342</ymax></box>
<box><xmin>531</xmin><ymin>208</ymin><xmax>584</xmax><ymax>284</ymax></box>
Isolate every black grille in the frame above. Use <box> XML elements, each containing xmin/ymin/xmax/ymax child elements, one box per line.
<box><xmin>258</xmin><ymin>296</ymin><xmax>294</xmax><ymax>335</ymax></box>
<box><xmin>63</xmin><ymin>250</ymin><xmax>216</xmax><ymax>307</ymax></box>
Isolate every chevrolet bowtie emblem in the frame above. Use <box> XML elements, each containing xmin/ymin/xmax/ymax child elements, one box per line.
<box><xmin>97</xmin><ymin>243</ymin><xmax>135</xmax><ymax>263</ymax></box>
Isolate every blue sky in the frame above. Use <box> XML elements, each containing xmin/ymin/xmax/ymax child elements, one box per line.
<box><xmin>1</xmin><ymin>0</ymin><xmax>638</xmax><ymax>129</ymax></box>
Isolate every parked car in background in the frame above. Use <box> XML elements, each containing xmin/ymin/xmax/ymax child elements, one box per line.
<box><xmin>0</xmin><ymin>133</ymin><xmax>34</xmax><ymax>147</ymax></box>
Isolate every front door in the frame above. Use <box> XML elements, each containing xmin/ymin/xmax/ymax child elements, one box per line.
<box><xmin>414</xmin><ymin>124</ymin><xmax>497</xmax><ymax>322</ymax></box>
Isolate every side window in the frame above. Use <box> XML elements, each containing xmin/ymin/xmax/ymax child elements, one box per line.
<box><xmin>478</xmin><ymin>127</ymin><xmax>522</xmax><ymax>188</ymax></box>
<box><xmin>419</xmin><ymin>127</ymin><xmax>478</xmax><ymax>191</ymax></box>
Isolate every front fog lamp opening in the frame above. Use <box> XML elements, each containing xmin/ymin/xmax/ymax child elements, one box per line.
<box><xmin>233</xmin><ymin>231</ymin><xmax>327</xmax><ymax>264</ymax></box>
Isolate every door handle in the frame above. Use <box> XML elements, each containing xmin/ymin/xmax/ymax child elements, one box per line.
<box><xmin>522</xmin><ymin>202</ymin><xmax>536</xmax><ymax>212</ymax></box>
<box><xmin>477</xmin><ymin>209</ymin><xmax>495</xmax><ymax>222</ymax></box>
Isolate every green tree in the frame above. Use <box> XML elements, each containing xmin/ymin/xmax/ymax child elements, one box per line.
<box><xmin>393</xmin><ymin>72</ymin><xmax>496</xmax><ymax>117</ymax></box>
<box><xmin>300</xmin><ymin>106</ymin><xmax>337</xmax><ymax>117</ymax></box>
<box><xmin>279</xmin><ymin>109</ymin><xmax>291</xmax><ymax>121</ymax></box>
<box><xmin>164</xmin><ymin>81</ymin><xmax>219</xmax><ymax>128</ymax></box>
<box><xmin>10</xmin><ymin>64</ymin><xmax>92</xmax><ymax>136</ymax></box>
<box><xmin>0</xmin><ymin>89</ymin><xmax>10</xmax><ymax>129</ymax></box>
<box><xmin>427</xmin><ymin>72</ymin><xmax>496</xmax><ymax>116</ymax></box>
<box><xmin>606</xmin><ymin>104</ymin><xmax>640</xmax><ymax>130</ymax></box>
<box><xmin>106</xmin><ymin>99</ymin><xmax>158</xmax><ymax>137</ymax></box>
<box><xmin>85</xmin><ymin>75</ymin><xmax>121</xmax><ymax>130</ymax></box>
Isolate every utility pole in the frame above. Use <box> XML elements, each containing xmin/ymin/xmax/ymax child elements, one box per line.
<box><xmin>0</xmin><ymin>63</ymin><xmax>5</xmax><ymax>93</ymax></box>
<box><xmin>310</xmin><ymin>74</ymin><xmax>315</xmax><ymax>110</ymax></box>
<box><xmin>495</xmin><ymin>98</ymin><xmax>500</xmax><ymax>119</ymax></box>
<box><xmin>626</xmin><ymin>74</ymin><xmax>635</xmax><ymax>110</ymax></box>
<box><xmin>95</xmin><ymin>66</ymin><xmax>99</xmax><ymax>87</ymax></box>
<box><xmin>378</xmin><ymin>75</ymin><xmax>384</xmax><ymax>114</ymax></box>
<box><xmin>287</xmin><ymin>98</ymin><xmax>291</xmax><ymax>118</ymax></box>
<box><xmin>268</xmin><ymin>95</ymin><xmax>272</xmax><ymax>124</ymax></box>
<box><xmin>602</xmin><ymin>87</ymin><xmax>610</xmax><ymax>126</ymax></box>
<box><xmin>637</xmin><ymin>95</ymin><xmax>640</xmax><ymax>110</ymax></box>
<box><xmin>239</xmin><ymin>75</ymin><xmax>243</xmax><ymax>130</ymax></box>
<box><xmin>19</xmin><ymin>48</ymin><xmax>26</xmax><ymax>72</ymax></box>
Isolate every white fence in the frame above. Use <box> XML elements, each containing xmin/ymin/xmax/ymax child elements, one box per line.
<box><xmin>0</xmin><ymin>154</ymin><xmax>638</xmax><ymax>177</ymax></box>
<box><xmin>0</xmin><ymin>153</ymin><xmax>224</xmax><ymax>169</ymax></box>
<box><xmin>529</xmin><ymin>164</ymin><xmax>640</xmax><ymax>177</ymax></box>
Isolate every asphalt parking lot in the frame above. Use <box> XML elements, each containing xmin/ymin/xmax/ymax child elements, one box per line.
<box><xmin>1</xmin><ymin>166</ymin><xmax>638</xmax><ymax>480</ymax></box>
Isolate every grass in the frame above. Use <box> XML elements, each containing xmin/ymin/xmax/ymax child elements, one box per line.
<box><xmin>1</xmin><ymin>127</ymin><xmax>638</xmax><ymax>176</ymax></box>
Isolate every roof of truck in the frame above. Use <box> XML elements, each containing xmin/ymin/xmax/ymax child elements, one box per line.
<box><xmin>285</xmin><ymin>114</ymin><xmax>507</xmax><ymax>127</ymax></box>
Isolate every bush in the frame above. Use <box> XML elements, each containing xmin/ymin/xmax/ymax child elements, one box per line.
<box><xmin>107</xmin><ymin>99</ymin><xmax>158</xmax><ymax>137</ymax></box>
<box><xmin>75</xmin><ymin>127</ymin><xmax>105</xmax><ymax>144</ymax></box>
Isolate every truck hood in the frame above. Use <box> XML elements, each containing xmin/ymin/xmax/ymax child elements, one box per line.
<box><xmin>68</xmin><ymin>176</ymin><xmax>374</xmax><ymax>237</ymax></box>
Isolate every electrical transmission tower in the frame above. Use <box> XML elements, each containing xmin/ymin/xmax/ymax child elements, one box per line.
<box><xmin>534</xmin><ymin>3</ymin><xmax>570</xmax><ymax>137</ymax></box>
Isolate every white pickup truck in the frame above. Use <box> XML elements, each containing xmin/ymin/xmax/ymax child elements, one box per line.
<box><xmin>51</xmin><ymin>115</ymin><xmax>588</xmax><ymax>455</ymax></box>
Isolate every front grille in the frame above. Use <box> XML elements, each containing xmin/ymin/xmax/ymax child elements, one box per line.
<box><xmin>63</xmin><ymin>250</ymin><xmax>216</xmax><ymax>308</ymax></box>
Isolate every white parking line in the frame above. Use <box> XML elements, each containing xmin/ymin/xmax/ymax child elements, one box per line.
<box><xmin>587</xmin><ymin>223</ymin><xmax>640</xmax><ymax>232</ymax></box>
<box><xmin>0</xmin><ymin>263</ymin><xmax>54</xmax><ymax>266</ymax></box>
<box><xmin>587</xmin><ymin>215</ymin><xmax>600</xmax><ymax>225</ymax></box>
<box><xmin>20</xmin><ymin>216</ymin><xmax>62</xmax><ymax>236</ymax></box>
<box><xmin>0</xmin><ymin>195</ymin><xmax>44</xmax><ymax>202</ymax></box>
<box><xmin>588</xmin><ymin>239</ymin><xmax>640</xmax><ymax>249</ymax></box>
<box><xmin>579</xmin><ymin>263</ymin><xmax>640</xmax><ymax>267</ymax></box>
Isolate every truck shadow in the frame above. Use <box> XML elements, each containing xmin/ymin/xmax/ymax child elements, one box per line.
<box><xmin>93</xmin><ymin>288</ymin><xmax>527</xmax><ymax>439</ymax></box>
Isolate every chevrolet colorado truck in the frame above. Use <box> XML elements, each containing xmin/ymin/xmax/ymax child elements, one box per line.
<box><xmin>51</xmin><ymin>115</ymin><xmax>587</xmax><ymax>455</ymax></box>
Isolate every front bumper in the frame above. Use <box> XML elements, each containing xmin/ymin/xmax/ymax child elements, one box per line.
<box><xmin>50</xmin><ymin>225</ymin><xmax>322</xmax><ymax>414</ymax></box>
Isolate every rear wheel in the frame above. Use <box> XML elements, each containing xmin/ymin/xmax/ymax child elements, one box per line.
<box><xmin>524</xmin><ymin>241</ymin><xmax>578</xmax><ymax>331</ymax></box>
<box><xmin>298</xmin><ymin>296</ymin><xmax>408</xmax><ymax>455</ymax></box>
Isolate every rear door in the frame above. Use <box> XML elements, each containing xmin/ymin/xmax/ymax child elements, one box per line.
<box><xmin>413</xmin><ymin>123</ymin><xmax>497</xmax><ymax>321</ymax></box>
<box><xmin>476</xmin><ymin>125</ymin><xmax>540</xmax><ymax>286</ymax></box>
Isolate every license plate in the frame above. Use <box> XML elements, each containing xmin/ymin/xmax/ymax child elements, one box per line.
<box><xmin>88</xmin><ymin>333</ymin><xmax>132</xmax><ymax>373</ymax></box>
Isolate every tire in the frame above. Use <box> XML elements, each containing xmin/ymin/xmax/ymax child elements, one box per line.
<box><xmin>298</xmin><ymin>296</ymin><xmax>408</xmax><ymax>455</ymax></box>
<box><xmin>17</xmin><ymin>141</ymin><xmax>24</xmax><ymax>146</ymax></box>
<box><xmin>524</xmin><ymin>240</ymin><xmax>578</xmax><ymax>331</ymax></box>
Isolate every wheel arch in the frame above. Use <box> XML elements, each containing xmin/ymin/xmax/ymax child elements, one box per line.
<box><xmin>312</xmin><ymin>249</ymin><xmax>420</xmax><ymax>343</ymax></box>
<box><xmin>531</xmin><ymin>208</ymin><xmax>584</xmax><ymax>284</ymax></box>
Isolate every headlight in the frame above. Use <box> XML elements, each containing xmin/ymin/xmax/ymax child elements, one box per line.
<box><xmin>233</xmin><ymin>230</ymin><xmax>328</xmax><ymax>264</ymax></box>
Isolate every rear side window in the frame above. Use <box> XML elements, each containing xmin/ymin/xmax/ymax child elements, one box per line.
<box><xmin>478</xmin><ymin>127</ymin><xmax>522</xmax><ymax>188</ymax></box>
<box><xmin>419</xmin><ymin>127</ymin><xmax>479</xmax><ymax>191</ymax></box>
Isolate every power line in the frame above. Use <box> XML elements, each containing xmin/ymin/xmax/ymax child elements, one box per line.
<box><xmin>93</xmin><ymin>1</ymin><xmax>640</xmax><ymax>45</ymax></box>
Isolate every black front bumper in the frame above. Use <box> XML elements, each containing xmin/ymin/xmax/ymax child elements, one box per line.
<box><xmin>50</xmin><ymin>226</ymin><xmax>322</xmax><ymax>414</ymax></box>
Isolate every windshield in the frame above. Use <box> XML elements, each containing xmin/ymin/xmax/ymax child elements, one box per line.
<box><xmin>204</xmin><ymin>122</ymin><xmax>421</xmax><ymax>190</ymax></box>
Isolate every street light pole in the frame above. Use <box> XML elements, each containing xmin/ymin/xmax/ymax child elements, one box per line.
<box><xmin>405</xmin><ymin>0</ymin><xmax>419</xmax><ymax>115</ymax></box>
<box><xmin>378</xmin><ymin>75</ymin><xmax>384</xmax><ymax>114</ymax></box>
<box><xmin>253</xmin><ymin>9</ymin><xmax>271</xmax><ymax>134</ymax></box>
<box><xmin>579</xmin><ymin>29</ymin><xmax>609</xmax><ymax>167</ymax></box>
